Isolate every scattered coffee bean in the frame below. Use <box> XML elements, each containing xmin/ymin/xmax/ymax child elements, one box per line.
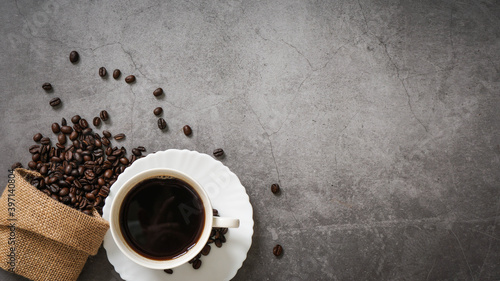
<box><xmin>132</xmin><ymin>148</ymin><xmax>141</xmax><ymax>156</ymax></box>
<box><xmin>213</xmin><ymin>148</ymin><xmax>224</xmax><ymax>158</ymax></box>
<box><xmin>71</xmin><ymin>115</ymin><xmax>81</xmax><ymax>124</ymax></box>
<box><xmin>99</xmin><ymin>67</ymin><xmax>107</xmax><ymax>77</ymax></box>
<box><xmin>201</xmin><ymin>244</ymin><xmax>211</xmax><ymax>256</ymax></box>
<box><xmin>60</xmin><ymin>126</ymin><xmax>73</xmax><ymax>134</ymax></box>
<box><xmin>11</xmin><ymin>162</ymin><xmax>23</xmax><ymax>170</ymax></box>
<box><xmin>153</xmin><ymin>107</ymin><xmax>163</xmax><ymax>116</ymax></box>
<box><xmin>271</xmin><ymin>183</ymin><xmax>280</xmax><ymax>194</ymax></box>
<box><xmin>40</xmin><ymin>137</ymin><xmax>51</xmax><ymax>145</ymax></box>
<box><xmin>61</xmin><ymin>117</ymin><xmax>67</xmax><ymax>126</ymax></box>
<box><xmin>28</xmin><ymin>145</ymin><xmax>40</xmax><ymax>154</ymax></box>
<box><xmin>93</xmin><ymin>117</ymin><xmax>101</xmax><ymax>127</ymax></box>
<box><xmin>51</xmin><ymin>123</ymin><xmax>60</xmax><ymax>134</ymax></box>
<box><xmin>33</xmin><ymin>133</ymin><xmax>43</xmax><ymax>142</ymax></box>
<box><xmin>273</xmin><ymin>244</ymin><xmax>283</xmax><ymax>256</ymax></box>
<box><xmin>69</xmin><ymin>51</ymin><xmax>79</xmax><ymax>63</ymax></box>
<box><xmin>158</xmin><ymin>118</ymin><xmax>167</xmax><ymax>130</ymax></box>
<box><xmin>79</xmin><ymin>118</ymin><xmax>89</xmax><ymax>129</ymax></box>
<box><xmin>114</xmin><ymin>133</ymin><xmax>125</xmax><ymax>140</ymax></box>
<box><xmin>183</xmin><ymin>125</ymin><xmax>192</xmax><ymax>136</ymax></box>
<box><xmin>192</xmin><ymin>259</ymin><xmax>202</xmax><ymax>269</ymax></box>
<box><xmin>164</xmin><ymin>269</ymin><xmax>173</xmax><ymax>274</ymax></box>
<box><xmin>42</xmin><ymin>83</ymin><xmax>52</xmax><ymax>91</ymax></box>
<box><xmin>113</xmin><ymin>69</ymin><xmax>121</xmax><ymax>79</ymax></box>
<box><xmin>49</xmin><ymin>97</ymin><xmax>61</xmax><ymax>107</ymax></box>
<box><xmin>58</xmin><ymin>134</ymin><xmax>67</xmax><ymax>145</ymax></box>
<box><xmin>102</xmin><ymin>130</ymin><xmax>111</xmax><ymax>138</ymax></box>
<box><xmin>100</xmin><ymin>110</ymin><xmax>109</xmax><ymax>121</ymax></box>
<box><xmin>125</xmin><ymin>75</ymin><xmax>135</xmax><ymax>83</ymax></box>
<box><xmin>153</xmin><ymin>88</ymin><xmax>163</xmax><ymax>97</ymax></box>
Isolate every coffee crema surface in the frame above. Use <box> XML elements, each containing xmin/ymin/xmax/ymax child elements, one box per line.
<box><xmin>119</xmin><ymin>177</ymin><xmax>205</xmax><ymax>260</ymax></box>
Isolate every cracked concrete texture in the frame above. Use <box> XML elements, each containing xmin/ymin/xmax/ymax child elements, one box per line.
<box><xmin>1</xmin><ymin>0</ymin><xmax>500</xmax><ymax>280</ymax></box>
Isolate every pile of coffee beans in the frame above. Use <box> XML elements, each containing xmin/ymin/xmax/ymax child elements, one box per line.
<box><xmin>25</xmin><ymin>114</ymin><xmax>145</xmax><ymax>215</ymax></box>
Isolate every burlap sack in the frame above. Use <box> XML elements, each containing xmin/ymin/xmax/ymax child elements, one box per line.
<box><xmin>0</xmin><ymin>168</ymin><xmax>109</xmax><ymax>281</ymax></box>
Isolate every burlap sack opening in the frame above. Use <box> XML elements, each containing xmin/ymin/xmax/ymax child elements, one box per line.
<box><xmin>0</xmin><ymin>169</ymin><xmax>110</xmax><ymax>281</ymax></box>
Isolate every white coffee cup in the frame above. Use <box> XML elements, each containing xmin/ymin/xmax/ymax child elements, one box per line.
<box><xmin>109</xmin><ymin>168</ymin><xmax>240</xmax><ymax>269</ymax></box>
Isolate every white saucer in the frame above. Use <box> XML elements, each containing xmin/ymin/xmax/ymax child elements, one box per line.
<box><xmin>102</xmin><ymin>149</ymin><xmax>254</xmax><ymax>281</ymax></box>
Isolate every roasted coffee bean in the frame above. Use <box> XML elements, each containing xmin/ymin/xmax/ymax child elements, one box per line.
<box><xmin>93</xmin><ymin>117</ymin><xmax>101</xmax><ymax>127</ymax></box>
<box><xmin>95</xmin><ymin>139</ymin><xmax>102</xmax><ymax>147</ymax></box>
<box><xmin>99</xmin><ymin>67</ymin><xmax>107</xmax><ymax>77</ymax></box>
<box><xmin>192</xmin><ymin>259</ymin><xmax>202</xmax><ymax>269</ymax></box>
<box><xmin>114</xmin><ymin>133</ymin><xmax>125</xmax><ymax>140</ymax></box>
<box><xmin>97</xmin><ymin>178</ymin><xmax>105</xmax><ymax>186</ymax></box>
<box><xmin>132</xmin><ymin>148</ymin><xmax>141</xmax><ymax>156</ymax></box>
<box><xmin>32</xmin><ymin>153</ymin><xmax>40</xmax><ymax>162</ymax></box>
<box><xmin>153</xmin><ymin>107</ymin><xmax>163</xmax><ymax>116</ymax></box>
<box><xmin>39</xmin><ymin>165</ymin><xmax>48</xmax><ymax>175</ymax></box>
<box><xmin>158</xmin><ymin>118</ymin><xmax>167</xmax><ymax>130</ymax></box>
<box><xmin>49</xmin><ymin>97</ymin><xmax>61</xmax><ymax>107</ymax></box>
<box><xmin>183</xmin><ymin>125</ymin><xmax>192</xmax><ymax>136</ymax></box>
<box><xmin>59</xmin><ymin>187</ymin><xmax>69</xmax><ymax>196</ymax></box>
<box><xmin>213</xmin><ymin>148</ymin><xmax>224</xmax><ymax>158</ymax></box>
<box><xmin>28</xmin><ymin>161</ymin><xmax>37</xmax><ymax>169</ymax></box>
<box><xmin>273</xmin><ymin>244</ymin><xmax>283</xmax><ymax>256</ymax></box>
<box><xmin>29</xmin><ymin>145</ymin><xmax>40</xmax><ymax>154</ymax></box>
<box><xmin>215</xmin><ymin>239</ymin><xmax>223</xmax><ymax>248</ymax></box>
<box><xmin>100</xmin><ymin>110</ymin><xmax>109</xmax><ymax>121</ymax></box>
<box><xmin>83</xmin><ymin>210</ymin><xmax>92</xmax><ymax>215</ymax></box>
<box><xmin>50</xmin><ymin>122</ymin><xmax>60</xmax><ymax>133</ymax></box>
<box><xmin>213</xmin><ymin>209</ymin><xmax>219</xmax><ymax>216</ymax></box>
<box><xmin>82</xmin><ymin>128</ymin><xmax>92</xmax><ymax>135</ymax></box>
<box><xmin>102</xmin><ymin>137</ymin><xmax>110</xmax><ymax>146</ymax></box>
<box><xmin>153</xmin><ymin>88</ymin><xmax>163</xmax><ymax>97</ymax></box>
<box><xmin>42</xmin><ymin>83</ymin><xmax>52</xmax><ymax>91</ymax></box>
<box><xmin>201</xmin><ymin>244</ymin><xmax>211</xmax><ymax>256</ymax></box>
<box><xmin>271</xmin><ymin>183</ymin><xmax>280</xmax><ymax>194</ymax></box>
<box><xmin>64</xmin><ymin>165</ymin><xmax>72</xmax><ymax>175</ymax></box>
<box><xmin>61</xmin><ymin>117</ymin><xmax>67</xmax><ymax>126</ymax></box>
<box><xmin>119</xmin><ymin>157</ymin><xmax>129</xmax><ymax>165</ymax></box>
<box><xmin>85</xmin><ymin>193</ymin><xmax>95</xmax><ymax>201</ymax></box>
<box><xmin>11</xmin><ymin>162</ymin><xmax>23</xmax><ymax>170</ymax></box>
<box><xmin>73</xmin><ymin>123</ymin><xmax>82</xmax><ymax>132</ymax></box>
<box><xmin>125</xmin><ymin>75</ymin><xmax>135</xmax><ymax>83</ymax></box>
<box><xmin>40</xmin><ymin>137</ymin><xmax>51</xmax><ymax>145</ymax></box>
<box><xmin>102</xmin><ymin>130</ymin><xmax>111</xmax><ymax>138</ymax></box>
<box><xmin>69</xmin><ymin>131</ymin><xmax>79</xmax><ymax>141</ymax></box>
<box><xmin>79</xmin><ymin>118</ymin><xmax>89</xmax><ymax>128</ymax></box>
<box><xmin>61</xmin><ymin>126</ymin><xmax>73</xmax><ymax>134</ymax></box>
<box><xmin>33</xmin><ymin>133</ymin><xmax>43</xmax><ymax>142</ymax></box>
<box><xmin>69</xmin><ymin>51</ymin><xmax>79</xmax><ymax>63</ymax></box>
<box><xmin>58</xmin><ymin>134</ymin><xmax>67</xmax><ymax>145</ymax></box>
<box><xmin>71</xmin><ymin>115</ymin><xmax>81</xmax><ymax>124</ymax></box>
<box><xmin>104</xmin><ymin>169</ymin><xmax>113</xmax><ymax>178</ymax></box>
<box><xmin>84</xmin><ymin>169</ymin><xmax>95</xmax><ymax>180</ymax></box>
<box><xmin>164</xmin><ymin>269</ymin><xmax>173</xmax><ymax>274</ymax></box>
<box><xmin>137</xmin><ymin>146</ymin><xmax>146</xmax><ymax>152</ymax></box>
<box><xmin>113</xmin><ymin>69</ymin><xmax>121</xmax><ymax>79</ymax></box>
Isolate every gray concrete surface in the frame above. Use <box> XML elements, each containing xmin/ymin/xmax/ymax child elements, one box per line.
<box><xmin>1</xmin><ymin>0</ymin><xmax>500</xmax><ymax>280</ymax></box>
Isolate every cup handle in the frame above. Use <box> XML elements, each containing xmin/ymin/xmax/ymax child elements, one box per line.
<box><xmin>213</xmin><ymin>217</ymin><xmax>240</xmax><ymax>228</ymax></box>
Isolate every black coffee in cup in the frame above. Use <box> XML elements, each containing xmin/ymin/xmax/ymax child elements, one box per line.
<box><xmin>119</xmin><ymin>176</ymin><xmax>205</xmax><ymax>260</ymax></box>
